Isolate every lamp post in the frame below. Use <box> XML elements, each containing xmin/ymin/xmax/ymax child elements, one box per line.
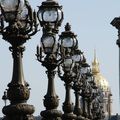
<box><xmin>0</xmin><ymin>0</ymin><xmax>38</xmax><ymax>119</ymax></box>
<box><xmin>36</xmin><ymin>0</ymin><xmax>63</xmax><ymax>119</ymax></box>
<box><xmin>92</xmin><ymin>98</ymin><xmax>100</xmax><ymax>120</ymax></box>
<box><xmin>85</xmin><ymin>69</ymin><xmax>97</xmax><ymax>120</ymax></box>
<box><xmin>91</xmin><ymin>86</ymin><xmax>100</xmax><ymax>120</ymax></box>
<box><xmin>71</xmin><ymin>49</ymin><xmax>85</xmax><ymax>120</ymax></box>
<box><xmin>111</xmin><ymin>17</ymin><xmax>120</xmax><ymax>110</ymax></box>
<box><xmin>86</xmin><ymin>82</ymin><xmax>93</xmax><ymax>120</ymax></box>
<box><xmin>92</xmin><ymin>98</ymin><xmax>104</xmax><ymax>120</ymax></box>
<box><xmin>91</xmin><ymin>85</ymin><xmax>105</xmax><ymax>120</ymax></box>
<box><xmin>58</xmin><ymin>23</ymin><xmax>78</xmax><ymax>120</ymax></box>
<box><xmin>80</xmin><ymin>58</ymin><xmax>91</xmax><ymax>119</ymax></box>
<box><xmin>58</xmin><ymin>56</ymin><xmax>76</xmax><ymax>120</ymax></box>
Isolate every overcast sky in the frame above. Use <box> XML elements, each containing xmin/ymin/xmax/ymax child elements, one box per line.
<box><xmin>0</xmin><ymin>0</ymin><xmax>120</xmax><ymax>117</ymax></box>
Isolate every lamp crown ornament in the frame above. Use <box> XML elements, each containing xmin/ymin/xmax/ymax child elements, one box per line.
<box><xmin>65</xmin><ymin>22</ymin><xmax>71</xmax><ymax>31</ymax></box>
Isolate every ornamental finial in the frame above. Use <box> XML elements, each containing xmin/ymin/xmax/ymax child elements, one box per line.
<box><xmin>65</xmin><ymin>22</ymin><xmax>71</xmax><ymax>31</ymax></box>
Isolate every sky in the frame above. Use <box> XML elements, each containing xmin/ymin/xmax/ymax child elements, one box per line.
<box><xmin>0</xmin><ymin>0</ymin><xmax>120</xmax><ymax>117</ymax></box>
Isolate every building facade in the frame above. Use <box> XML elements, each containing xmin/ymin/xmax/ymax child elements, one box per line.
<box><xmin>92</xmin><ymin>52</ymin><xmax>112</xmax><ymax>120</ymax></box>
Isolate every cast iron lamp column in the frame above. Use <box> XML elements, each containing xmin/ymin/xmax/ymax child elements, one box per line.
<box><xmin>84</xmin><ymin>74</ymin><xmax>96</xmax><ymax>120</ymax></box>
<box><xmin>80</xmin><ymin>58</ymin><xmax>91</xmax><ymax>119</ymax></box>
<box><xmin>85</xmin><ymin>71</ymin><xmax>95</xmax><ymax>120</ymax></box>
<box><xmin>111</xmin><ymin>17</ymin><xmax>120</xmax><ymax>109</ymax></box>
<box><xmin>58</xmin><ymin>23</ymin><xmax>78</xmax><ymax>120</ymax></box>
<box><xmin>58</xmin><ymin>56</ymin><xmax>77</xmax><ymax>120</ymax></box>
<box><xmin>92</xmin><ymin>98</ymin><xmax>104</xmax><ymax>120</ymax></box>
<box><xmin>85</xmin><ymin>84</ymin><xmax>93</xmax><ymax>120</ymax></box>
<box><xmin>91</xmin><ymin>87</ymin><xmax>100</xmax><ymax>120</ymax></box>
<box><xmin>36</xmin><ymin>34</ymin><xmax>63</xmax><ymax>119</ymax></box>
<box><xmin>71</xmin><ymin>49</ymin><xmax>85</xmax><ymax>120</ymax></box>
<box><xmin>88</xmin><ymin>76</ymin><xmax>98</xmax><ymax>120</ymax></box>
<box><xmin>91</xmin><ymin>86</ymin><xmax>105</xmax><ymax>120</ymax></box>
<box><xmin>0</xmin><ymin>0</ymin><xmax>38</xmax><ymax>119</ymax></box>
<box><xmin>92</xmin><ymin>98</ymin><xmax>99</xmax><ymax>120</ymax></box>
<box><xmin>36</xmin><ymin>0</ymin><xmax>63</xmax><ymax>119</ymax></box>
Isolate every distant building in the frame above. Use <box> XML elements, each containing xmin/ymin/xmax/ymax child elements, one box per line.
<box><xmin>109</xmin><ymin>114</ymin><xmax>120</xmax><ymax>120</ymax></box>
<box><xmin>35</xmin><ymin>116</ymin><xmax>41</xmax><ymax>120</ymax></box>
<box><xmin>92</xmin><ymin>51</ymin><xmax>112</xmax><ymax>120</ymax></box>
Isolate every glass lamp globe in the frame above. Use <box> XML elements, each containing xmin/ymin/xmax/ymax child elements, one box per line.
<box><xmin>37</xmin><ymin>0</ymin><xmax>63</xmax><ymax>27</ymax></box>
<box><xmin>41</xmin><ymin>35</ymin><xmax>56</xmax><ymax>54</ymax></box>
<box><xmin>60</xmin><ymin>36</ymin><xmax>77</xmax><ymax>51</ymax></box>
<box><xmin>17</xmin><ymin>5</ymin><xmax>29</xmax><ymax>27</ymax></box>
<box><xmin>18</xmin><ymin>5</ymin><xmax>28</xmax><ymax>20</ymax></box>
<box><xmin>72</xmin><ymin>49</ymin><xmax>83</xmax><ymax>63</ymax></box>
<box><xmin>0</xmin><ymin>0</ymin><xmax>24</xmax><ymax>22</ymax></box>
<box><xmin>62</xmin><ymin>37</ymin><xmax>74</xmax><ymax>48</ymax></box>
<box><xmin>63</xmin><ymin>57</ymin><xmax>74</xmax><ymax>72</ymax></box>
<box><xmin>43</xmin><ymin>9</ymin><xmax>57</xmax><ymax>22</ymax></box>
<box><xmin>72</xmin><ymin>54</ymin><xmax>80</xmax><ymax>62</ymax></box>
<box><xmin>81</xmin><ymin>63</ymin><xmax>90</xmax><ymax>75</ymax></box>
<box><xmin>80</xmin><ymin>67</ymin><xmax>87</xmax><ymax>75</ymax></box>
<box><xmin>86</xmin><ymin>67</ymin><xmax>92</xmax><ymax>76</ymax></box>
<box><xmin>59</xmin><ymin>23</ymin><xmax>78</xmax><ymax>55</ymax></box>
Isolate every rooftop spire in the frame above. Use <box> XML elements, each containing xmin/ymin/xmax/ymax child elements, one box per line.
<box><xmin>92</xmin><ymin>49</ymin><xmax>100</xmax><ymax>74</ymax></box>
<box><xmin>93</xmin><ymin>49</ymin><xmax>99</xmax><ymax>64</ymax></box>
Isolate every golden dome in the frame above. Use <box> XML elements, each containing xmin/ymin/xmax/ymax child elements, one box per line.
<box><xmin>93</xmin><ymin>73</ymin><xmax>109</xmax><ymax>91</ymax></box>
<box><xmin>92</xmin><ymin>50</ymin><xmax>109</xmax><ymax>91</ymax></box>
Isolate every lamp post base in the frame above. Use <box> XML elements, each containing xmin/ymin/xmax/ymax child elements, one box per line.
<box><xmin>2</xmin><ymin>103</ymin><xmax>35</xmax><ymax>120</ymax></box>
<box><xmin>62</xmin><ymin>113</ymin><xmax>76</xmax><ymax>120</ymax></box>
<box><xmin>41</xmin><ymin>109</ymin><xmax>62</xmax><ymax>120</ymax></box>
<box><xmin>76</xmin><ymin>115</ymin><xmax>86</xmax><ymax>120</ymax></box>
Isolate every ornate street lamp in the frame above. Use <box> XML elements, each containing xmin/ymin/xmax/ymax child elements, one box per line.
<box><xmin>80</xmin><ymin>58</ymin><xmax>91</xmax><ymax>119</ymax></box>
<box><xmin>92</xmin><ymin>97</ymin><xmax>104</xmax><ymax>120</ymax></box>
<box><xmin>37</xmin><ymin>0</ymin><xmax>63</xmax><ymax>33</ymax></box>
<box><xmin>84</xmin><ymin>68</ymin><xmax>96</xmax><ymax>120</ymax></box>
<box><xmin>111</xmin><ymin>17</ymin><xmax>120</xmax><ymax>108</ymax></box>
<box><xmin>92</xmin><ymin>98</ymin><xmax>99</xmax><ymax>120</ymax></box>
<box><xmin>58</xmin><ymin>23</ymin><xmax>79</xmax><ymax>120</ymax></box>
<box><xmin>36</xmin><ymin>32</ymin><xmax>62</xmax><ymax>120</ymax></box>
<box><xmin>91</xmin><ymin>85</ymin><xmax>105</xmax><ymax>120</ymax></box>
<box><xmin>85</xmin><ymin>83</ymin><xmax>93</xmax><ymax>119</ymax></box>
<box><xmin>58</xmin><ymin>56</ymin><xmax>77</xmax><ymax>120</ymax></box>
<box><xmin>0</xmin><ymin>0</ymin><xmax>38</xmax><ymax>119</ymax></box>
<box><xmin>71</xmin><ymin>49</ymin><xmax>86</xmax><ymax>120</ymax></box>
<box><xmin>36</xmin><ymin>0</ymin><xmax>64</xmax><ymax>119</ymax></box>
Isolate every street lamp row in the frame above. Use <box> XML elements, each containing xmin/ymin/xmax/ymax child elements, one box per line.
<box><xmin>0</xmin><ymin>0</ymin><xmax>105</xmax><ymax>120</ymax></box>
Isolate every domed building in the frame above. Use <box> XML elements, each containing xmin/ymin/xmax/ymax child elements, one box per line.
<box><xmin>92</xmin><ymin>51</ymin><xmax>112</xmax><ymax>120</ymax></box>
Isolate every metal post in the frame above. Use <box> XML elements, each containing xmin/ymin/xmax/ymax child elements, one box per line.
<box><xmin>40</xmin><ymin>69</ymin><xmax>62</xmax><ymax>120</ymax></box>
<box><xmin>111</xmin><ymin>17</ymin><xmax>120</xmax><ymax>113</ymax></box>
<box><xmin>62</xmin><ymin>82</ymin><xmax>76</xmax><ymax>120</ymax></box>
<box><xmin>2</xmin><ymin>45</ymin><xmax>35</xmax><ymax>120</ymax></box>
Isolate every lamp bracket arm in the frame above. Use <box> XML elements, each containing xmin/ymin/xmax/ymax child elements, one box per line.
<box><xmin>36</xmin><ymin>54</ymin><xmax>43</xmax><ymax>63</ymax></box>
